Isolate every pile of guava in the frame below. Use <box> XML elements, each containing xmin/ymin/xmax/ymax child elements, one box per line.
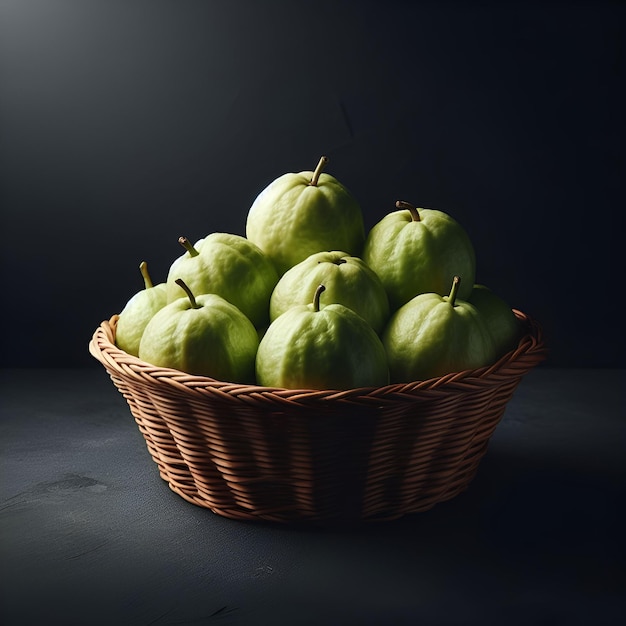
<box><xmin>114</xmin><ymin>156</ymin><xmax>522</xmax><ymax>389</ymax></box>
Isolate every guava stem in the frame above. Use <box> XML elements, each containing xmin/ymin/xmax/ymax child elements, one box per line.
<box><xmin>175</xmin><ymin>278</ymin><xmax>201</xmax><ymax>309</ymax></box>
<box><xmin>448</xmin><ymin>275</ymin><xmax>461</xmax><ymax>307</ymax></box>
<box><xmin>139</xmin><ymin>261</ymin><xmax>153</xmax><ymax>289</ymax></box>
<box><xmin>309</xmin><ymin>156</ymin><xmax>329</xmax><ymax>186</ymax></box>
<box><xmin>178</xmin><ymin>236</ymin><xmax>199</xmax><ymax>257</ymax></box>
<box><xmin>396</xmin><ymin>200</ymin><xmax>421</xmax><ymax>222</ymax></box>
<box><xmin>313</xmin><ymin>284</ymin><xmax>326</xmax><ymax>312</ymax></box>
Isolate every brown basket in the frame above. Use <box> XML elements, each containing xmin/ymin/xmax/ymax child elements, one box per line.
<box><xmin>89</xmin><ymin>310</ymin><xmax>546</xmax><ymax>524</ymax></box>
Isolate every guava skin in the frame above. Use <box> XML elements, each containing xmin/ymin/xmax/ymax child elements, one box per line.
<box><xmin>269</xmin><ymin>250</ymin><xmax>390</xmax><ymax>334</ymax></box>
<box><xmin>362</xmin><ymin>207</ymin><xmax>476</xmax><ymax>311</ymax></box>
<box><xmin>246</xmin><ymin>171</ymin><xmax>366</xmax><ymax>276</ymax></box>
<box><xmin>256</xmin><ymin>302</ymin><xmax>389</xmax><ymax>391</ymax></box>
<box><xmin>138</xmin><ymin>293</ymin><xmax>259</xmax><ymax>383</ymax></box>
<box><xmin>165</xmin><ymin>232</ymin><xmax>278</xmax><ymax>328</ymax></box>
<box><xmin>382</xmin><ymin>291</ymin><xmax>496</xmax><ymax>383</ymax></box>
<box><xmin>115</xmin><ymin>283</ymin><xmax>167</xmax><ymax>357</ymax></box>
<box><xmin>468</xmin><ymin>284</ymin><xmax>521</xmax><ymax>358</ymax></box>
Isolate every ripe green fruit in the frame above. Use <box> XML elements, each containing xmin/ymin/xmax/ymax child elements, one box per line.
<box><xmin>139</xmin><ymin>279</ymin><xmax>259</xmax><ymax>383</ymax></box>
<box><xmin>115</xmin><ymin>261</ymin><xmax>167</xmax><ymax>357</ymax></box>
<box><xmin>382</xmin><ymin>276</ymin><xmax>496</xmax><ymax>382</ymax></box>
<box><xmin>246</xmin><ymin>156</ymin><xmax>366</xmax><ymax>276</ymax></box>
<box><xmin>363</xmin><ymin>200</ymin><xmax>476</xmax><ymax>310</ymax></box>
<box><xmin>256</xmin><ymin>285</ymin><xmax>389</xmax><ymax>390</ymax></box>
<box><xmin>269</xmin><ymin>250</ymin><xmax>390</xmax><ymax>334</ymax></box>
<box><xmin>165</xmin><ymin>232</ymin><xmax>278</xmax><ymax>328</ymax></box>
<box><xmin>468</xmin><ymin>284</ymin><xmax>521</xmax><ymax>358</ymax></box>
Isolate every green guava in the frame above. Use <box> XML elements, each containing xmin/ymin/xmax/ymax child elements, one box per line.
<box><xmin>139</xmin><ymin>279</ymin><xmax>259</xmax><ymax>383</ymax></box>
<box><xmin>362</xmin><ymin>200</ymin><xmax>476</xmax><ymax>311</ymax></box>
<box><xmin>269</xmin><ymin>250</ymin><xmax>390</xmax><ymax>334</ymax></box>
<box><xmin>245</xmin><ymin>156</ymin><xmax>366</xmax><ymax>276</ymax></box>
<box><xmin>256</xmin><ymin>285</ymin><xmax>389</xmax><ymax>390</ymax></box>
<box><xmin>165</xmin><ymin>232</ymin><xmax>278</xmax><ymax>328</ymax></box>
<box><xmin>382</xmin><ymin>276</ymin><xmax>496</xmax><ymax>382</ymax></box>
<box><xmin>468</xmin><ymin>284</ymin><xmax>522</xmax><ymax>358</ymax></box>
<box><xmin>115</xmin><ymin>261</ymin><xmax>167</xmax><ymax>357</ymax></box>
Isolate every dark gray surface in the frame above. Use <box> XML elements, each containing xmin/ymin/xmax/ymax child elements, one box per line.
<box><xmin>1</xmin><ymin>367</ymin><xmax>625</xmax><ymax>625</ymax></box>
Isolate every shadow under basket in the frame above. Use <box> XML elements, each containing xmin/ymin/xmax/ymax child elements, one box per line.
<box><xmin>89</xmin><ymin>311</ymin><xmax>546</xmax><ymax>525</ymax></box>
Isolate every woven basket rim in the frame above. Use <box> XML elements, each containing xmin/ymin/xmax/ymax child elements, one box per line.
<box><xmin>89</xmin><ymin>309</ymin><xmax>547</xmax><ymax>401</ymax></box>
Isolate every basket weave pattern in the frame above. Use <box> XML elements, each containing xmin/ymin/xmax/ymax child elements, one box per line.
<box><xmin>89</xmin><ymin>311</ymin><xmax>546</xmax><ymax>524</ymax></box>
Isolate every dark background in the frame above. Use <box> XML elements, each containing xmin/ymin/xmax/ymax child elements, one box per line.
<box><xmin>0</xmin><ymin>0</ymin><xmax>623</xmax><ymax>369</ymax></box>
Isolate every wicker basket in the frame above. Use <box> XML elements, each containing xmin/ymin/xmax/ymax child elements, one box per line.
<box><xmin>89</xmin><ymin>310</ymin><xmax>546</xmax><ymax>524</ymax></box>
